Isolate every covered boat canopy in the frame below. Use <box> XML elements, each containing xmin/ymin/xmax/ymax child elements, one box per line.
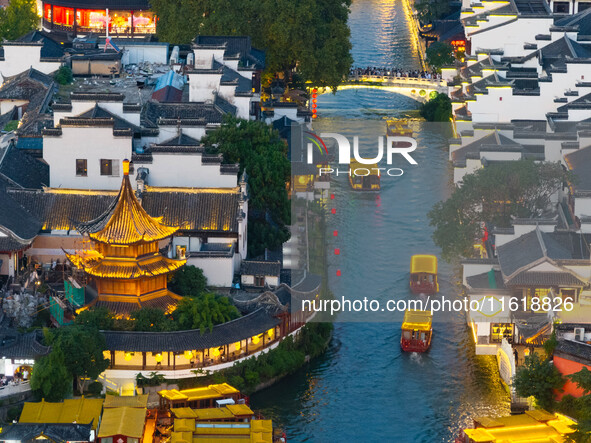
<box><xmin>410</xmin><ymin>254</ymin><xmax>438</xmax><ymax>275</ymax></box>
<box><xmin>402</xmin><ymin>309</ymin><xmax>432</xmax><ymax>332</ymax></box>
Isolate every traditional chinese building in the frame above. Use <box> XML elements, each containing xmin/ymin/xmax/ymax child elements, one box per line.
<box><xmin>66</xmin><ymin>159</ymin><xmax>185</xmax><ymax>316</ymax></box>
<box><xmin>42</xmin><ymin>0</ymin><xmax>156</xmax><ymax>36</ymax></box>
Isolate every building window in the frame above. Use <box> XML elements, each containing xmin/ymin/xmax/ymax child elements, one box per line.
<box><xmin>553</xmin><ymin>1</ymin><xmax>569</xmax><ymax>12</ymax></box>
<box><xmin>100</xmin><ymin>159</ymin><xmax>120</xmax><ymax>176</ymax></box>
<box><xmin>491</xmin><ymin>323</ymin><xmax>514</xmax><ymax>343</ymax></box>
<box><xmin>76</xmin><ymin>159</ymin><xmax>87</xmax><ymax>176</ymax></box>
<box><xmin>579</xmin><ymin>2</ymin><xmax>591</xmax><ymax>11</ymax></box>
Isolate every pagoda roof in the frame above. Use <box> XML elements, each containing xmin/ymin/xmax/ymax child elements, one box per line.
<box><xmin>77</xmin><ymin>162</ymin><xmax>179</xmax><ymax>245</ymax></box>
<box><xmin>66</xmin><ymin>251</ymin><xmax>185</xmax><ymax>279</ymax></box>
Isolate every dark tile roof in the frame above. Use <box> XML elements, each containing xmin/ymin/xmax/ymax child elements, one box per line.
<box><xmin>102</xmin><ymin>308</ymin><xmax>279</xmax><ymax>352</ymax></box>
<box><xmin>466</xmin><ymin>270</ymin><xmax>506</xmax><ymax>289</ymax></box>
<box><xmin>72</xmin><ymin>103</ymin><xmax>141</xmax><ymax>133</ymax></box>
<box><xmin>539</xmin><ymin>37</ymin><xmax>591</xmax><ymax>69</ymax></box>
<box><xmin>565</xmin><ymin>144</ymin><xmax>591</xmax><ymax>192</ymax></box>
<box><xmin>141</xmin><ymin>189</ymin><xmax>241</xmax><ymax>233</ymax></box>
<box><xmin>553</xmin><ymin>8</ymin><xmax>591</xmax><ymax>36</ymax></box>
<box><xmin>8</xmin><ymin>30</ymin><xmax>65</xmax><ymax>59</ymax></box>
<box><xmin>241</xmin><ymin>260</ymin><xmax>281</xmax><ymax>277</ymax></box>
<box><xmin>555</xmin><ymin>339</ymin><xmax>591</xmax><ymax>363</ymax></box>
<box><xmin>0</xmin><ymin>189</ymin><xmax>41</xmax><ymax>247</ymax></box>
<box><xmin>0</xmin><ymin>142</ymin><xmax>48</xmax><ymax>189</ymax></box>
<box><xmin>0</xmin><ymin>423</ymin><xmax>92</xmax><ymax>442</ymax></box>
<box><xmin>157</xmin><ymin>133</ymin><xmax>201</xmax><ymax>147</ymax></box>
<box><xmin>0</xmin><ymin>68</ymin><xmax>55</xmax><ymax>140</ymax></box>
<box><xmin>514</xmin><ymin>0</ymin><xmax>551</xmax><ymax>15</ymax></box>
<box><xmin>497</xmin><ymin>229</ymin><xmax>590</xmax><ymax>278</ymax></box>
<box><xmin>8</xmin><ymin>187</ymin><xmax>242</xmax><ymax>234</ymax></box>
<box><xmin>0</xmin><ymin>330</ymin><xmax>50</xmax><ymax>359</ymax></box>
<box><xmin>142</xmin><ymin>101</ymin><xmax>227</xmax><ymax>128</ymax></box>
<box><xmin>451</xmin><ymin>132</ymin><xmax>519</xmax><ymax>165</ymax></box>
<box><xmin>193</xmin><ymin>36</ymin><xmax>265</xmax><ymax>69</ymax></box>
<box><xmin>506</xmin><ymin>271</ymin><xmax>585</xmax><ymax>286</ymax></box>
<box><xmin>219</xmin><ymin>63</ymin><xmax>253</xmax><ymax>95</ymax></box>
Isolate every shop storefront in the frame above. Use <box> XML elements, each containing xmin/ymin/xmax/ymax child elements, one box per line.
<box><xmin>42</xmin><ymin>1</ymin><xmax>156</xmax><ymax>35</ymax></box>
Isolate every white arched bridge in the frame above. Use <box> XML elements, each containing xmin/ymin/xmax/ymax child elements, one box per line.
<box><xmin>315</xmin><ymin>75</ymin><xmax>448</xmax><ymax>102</ymax></box>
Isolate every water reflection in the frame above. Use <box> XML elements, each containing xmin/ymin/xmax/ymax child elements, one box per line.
<box><xmin>250</xmin><ymin>2</ymin><xmax>510</xmax><ymax>441</ymax></box>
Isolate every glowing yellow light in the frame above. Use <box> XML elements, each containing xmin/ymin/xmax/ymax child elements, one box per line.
<box><xmin>267</xmin><ymin>328</ymin><xmax>275</xmax><ymax>339</ymax></box>
<box><xmin>155</xmin><ymin>353</ymin><xmax>163</xmax><ymax>363</ymax></box>
<box><xmin>235</xmin><ymin>341</ymin><xmax>241</xmax><ymax>351</ymax></box>
<box><xmin>212</xmin><ymin>348</ymin><xmax>220</xmax><ymax>357</ymax></box>
<box><xmin>124</xmin><ymin>352</ymin><xmax>133</xmax><ymax>361</ymax></box>
<box><xmin>252</xmin><ymin>335</ymin><xmax>260</xmax><ymax>345</ymax></box>
<box><xmin>184</xmin><ymin>350</ymin><xmax>193</xmax><ymax>360</ymax></box>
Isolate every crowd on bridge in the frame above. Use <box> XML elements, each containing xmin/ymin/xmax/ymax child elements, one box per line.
<box><xmin>350</xmin><ymin>66</ymin><xmax>442</xmax><ymax>80</ymax></box>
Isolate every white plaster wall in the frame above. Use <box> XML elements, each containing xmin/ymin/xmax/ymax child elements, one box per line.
<box><xmin>0</xmin><ymin>100</ymin><xmax>27</xmax><ymax>114</ymax></box>
<box><xmin>147</xmin><ymin>153</ymin><xmax>237</xmax><ymax>188</ymax></box>
<box><xmin>187</xmin><ymin>256</ymin><xmax>234</xmax><ymax>287</ymax></box>
<box><xmin>43</xmin><ymin>127</ymin><xmax>132</xmax><ymax>190</ymax></box>
<box><xmin>118</xmin><ymin>44</ymin><xmax>169</xmax><ymax>65</ymax></box>
<box><xmin>469</xmin><ymin>18</ymin><xmax>554</xmax><ymax>57</ymax></box>
<box><xmin>574</xmin><ymin>197</ymin><xmax>591</xmax><ymax>218</ymax></box>
<box><xmin>188</xmin><ymin>72</ymin><xmax>223</xmax><ymax>102</ymax></box>
<box><xmin>564</xmin><ymin>265</ymin><xmax>591</xmax><ymax>280</ymax></box>
<box><xmin>0</xmin><ymin>46</ymin><xmax>61</xmax><ymax>78</ymax></box>
<box><xmin>151</xmin><ymin>126</ymin><xmax>208</xmax><ymax>144</ymax></box>
<box><xmin>194</xmin><ymin>48</ymin><xmax>225</xmax><ymax>69</ymax></box>
<box><xmin>462</xmin><ymin>263</ymin><xmax>495</xmax><ymax>286</ymax></box>
<box><xmin>479</xmin><ymin>151</ymin><xmax>522</xmax><ymax>161</ymax></box>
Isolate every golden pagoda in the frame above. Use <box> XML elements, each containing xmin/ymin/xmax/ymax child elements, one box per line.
<box><xmin>67</xmin><ymin>159</ymin><xmax>186</xmax><ymax>316</ymax></box>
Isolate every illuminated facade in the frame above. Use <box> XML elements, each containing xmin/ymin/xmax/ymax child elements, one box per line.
<box><xmin>41</xmin><ymin>0</ymin><xmax>156</xmax><ymax>36</ymax></box>
<box><xmin>66</xmin><ymin>159</ymin><xmax>185</xmax><ymax>316</ymax></box>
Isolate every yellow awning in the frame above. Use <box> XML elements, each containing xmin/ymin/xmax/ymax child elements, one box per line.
<box><xmin>104</xmin><ymin>394</ymin><xmax>149</xmax><ymax>409</ymax></box>
<box><xmin>175</xmin><ymin>418</ymin><xmax>196</xmax><ymax>432</ymax></box>
<box><xmin>19</xmin><ymin>397</ymin><xmax>104</xmax><ymax>430</ymax></box>
<box><xmin>410</xmin><ymin>254</ymin><xmax>437</xmax><ymax>274</ymax></box>
<box><xmin>159</xmin><ymin>384</ymin><xmax>240</xmax><ymax>402</ymax></box>
<box><xmin>171</xmin><ymin>431</ymin><xmax>193</xmax><ymax>443</ymax></box>
<box><xmin>401</xmin><ymin>309</ymin><xmax>432</xmax><ymax>331</ymax></box>
<box><xmin>226</xmin><ymin>404</ymin><xmax>254</xmax><ymax>416</ymax></box>
<box><xmin>97</xmin><ymin>407</ymin><xmax>146</xmax><ymax>438</ymax></box>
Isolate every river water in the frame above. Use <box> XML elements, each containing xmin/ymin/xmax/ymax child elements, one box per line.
<box><xmin>251</xmin><ymin>1</ymin><xmax>511</xmax><ymax>441</ymax></box>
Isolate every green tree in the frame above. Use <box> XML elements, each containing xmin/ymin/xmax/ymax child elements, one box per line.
<box><xmin>420</xmin><ymin>92</ymin><xmax>452</xmax><ymax>122</ymax></box>
<box><xmin>565</xmin><ymin>368</ymin><xmax>591</xmax><ymax>441</ymax></box>
<box><xmin>202</xmin><ymin>115</ymin><xmax>290</xmax><ymax>256</ymax></box>
<box><xmin>0</xmin><ymin>0</ymin><xmax>39</xmax><ymax>41</ymax></box>
<box><xmin>169</xmin><ymin>265</ymin><xmax>208</xmax><ymax>296</ymax></box>
<box><xmin>30</xmin><ymin>348</ymin><xmax>72</xmax><ymax>401</ymax></box>
<box><xmin>172</xmin><ymin>293</ymin><xmax>240</xmax><ymax>333</ymax></box>
<box><xmin>130</xmin><ymin>308</ymin><xmax>176</xmax><ymax>332</ymax></box>
<box><xmin>54</xmin><ymin>66</ymin><xmax>73</xmax><ymax>85</ymax></box>
<box><xmin>428</xmin><ymin>161</ymin><xmax>573</xmax><ymax>261</ymax></box>
<box><xmin>48</xmin><ymin>326</ymin><xmax>110</xmax><ymax>395</ymax></box>
<box><xmin>150</xmin><ymin>0</ymin><xmax>352</xmax><ymax>89</ymax></box>
<box><xmin>426</xmin><ymin>42</ymin><xmax>455</xmax><ymax>72</ymax></box>
<box><xmin>415</xmin><ymin>0</ymin><xmax>450</xmax><ymax>24</ymax></box>
<box><xmin>514</xmin><ymin>353</ymin><xmax>564</xmax><ymax>411</ymax></box>
<box><xmin>74</xmin><ymin>307</ymin><xmax>115</xmax><ymax>330</ymax></box>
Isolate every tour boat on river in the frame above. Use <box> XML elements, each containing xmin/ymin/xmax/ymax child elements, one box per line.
<box><xmin>410</xmin><ymin>254</ymin><xmax>439</xmax><ymax>294</ymax></box>
<box><xmin>386</xmin><ymin>119</ymin><xmax>413</xmax><ymax>137</ymax></box>
<box><xmin>349</xmin><ymin>158</ymin><xmax>380</xmax><ymax>191</ymax></box>
<box><xmin>400</xmin><ymin>309</ymin><xmax>433</xmax><ymax>352</ymax></box>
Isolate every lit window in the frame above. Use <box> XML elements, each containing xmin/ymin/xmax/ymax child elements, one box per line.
<box><xmin>76</xmin><ymin>159</ymin><xmax>87</xmax><ymax>176</ymax></box>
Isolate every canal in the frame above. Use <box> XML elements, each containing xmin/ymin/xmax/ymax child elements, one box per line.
<box><xmin>250</xmin><ymin>0</ymin><xmax>511</xmax><ymax>441</ymax></box>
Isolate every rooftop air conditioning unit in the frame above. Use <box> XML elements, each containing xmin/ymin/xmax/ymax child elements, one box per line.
<box><xmin>575</xmin><ymin>327</ymin><xmax>585</xmax><ymax>341</ymax></box>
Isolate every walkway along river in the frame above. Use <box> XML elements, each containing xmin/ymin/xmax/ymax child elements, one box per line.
<box><xmin>251</xmin><ymin>1</ymin><xmax>511</xmax><ymax>441</ymax></box>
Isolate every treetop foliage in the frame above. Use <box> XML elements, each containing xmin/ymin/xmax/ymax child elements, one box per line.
<box><xmin>149</xmin><ymin>0</ymin><xmax>352</xmax><ymax>88</ymax></box>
